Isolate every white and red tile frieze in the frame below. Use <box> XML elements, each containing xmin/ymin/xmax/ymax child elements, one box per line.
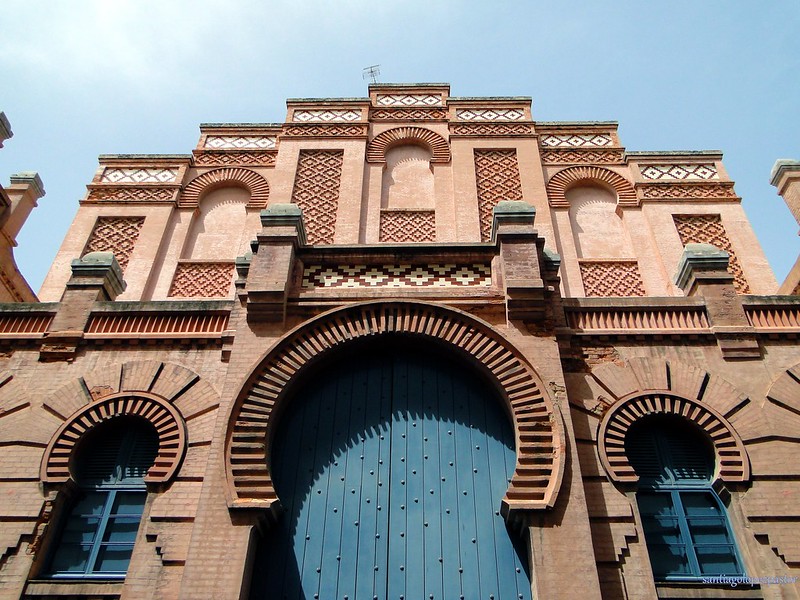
<box><xmin>540</xmin><ymin>133</ymin><xmax>613</xmax><ymax>148</ymax></box>
<box><xmin>455</xmin><ymin>108</ymin><xmax>526</xmax><ymax>122</ymax></box>
<box><xmin>100</xmin><ymin>167</ymin><xmax>179</xmax><ymax>184</ymax></box>
<box><xmin>302</xmin><ymin>263</ymin><xmax>492</xmax><ymax>289</ymax></box>
<box><xmin>292</xmin><ymin>109</ymin><xmax>362</xmax><ymax>123</ymax></box>
<box><xmin>203</xmin><ymin>135</ymin><xmax>276</xmax><ymax>149</ymax></box>
<box><xmin>640</xmin><ymin>163</ymin><xmax>718</xmax><ymax>181</ymax></box>
<box><xmin>374</xmin><ymin>94</ymin><xmax>444</xmax><ymax>107</ymax></box>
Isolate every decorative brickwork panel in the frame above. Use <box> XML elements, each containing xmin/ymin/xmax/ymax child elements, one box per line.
<box><xmin>368</xmin><ymin>127</ymin><xmax>450</xmax><ymax>164</ymax></box>
<box><xmin>540</xmin><ymin>134</ymin><xmax>613</xmax><ymax>147</ymax></box>
<box><xmin>204</xmin><ymin>135</ymin><xmax>276</xmax><ymax>149</ymax></box>
<box><xmin>282</xmin><ymin>124</ymin><xmax>367</xmax><ymax>137</ymax></box>
<box><xmin>82</xmin><ymin>217</ymin><xmax>145</xmax><ymax>271</ymax></box>
<box><xmin>474</xmin><ymin>149</ymin><xmax>524</xmax><ymax>241</ymax></box>
<box><xmin>292</xmin><ymin>109</ymin><xmax>361</xmax><ymax>122</ymax></box>
<box><xmin>449</xmin><ymin>122</ymin><xmax>534</xmax><ymax>136</ymax></box>
<box><xmin>673</xmin><ymin>215</ymin><xmax>750</xmax><ymax>292</ymax></box>
<box><xmin>371</xmin><ymin>108</ymin><xmax>448</xmax><ymax>121</ymax></box>
<box><xmin>379</xmin><ymin>210</ymin><xmax>436</xmax><ymax>242</ymax></box>
<box><xmin>86</xmin><ymin>188</ymin><xmax>175</xmax><ymax>202</ymax></box>
<box><xmin>540</xmin><ymin>149</ymin><xmax>625</xmax><ymax>164</ymax></box>
<box><xmin>193</xmin><ymin>151</ymin><xmax>277</xmax><ymax>167</ymax></box>
<box><xmin>100</xmin><ymin>168</ymin><xmax>178</xmax><ymax>184</ymax></box>
<box><xmin>168</xmin><ymin>262</ymin><xmax>234</xmax><ymax>298</ymax></box>
<box><xmin>456</xmin><ymin>108</ymin><xmax>525</xmax><ymax>121</ymax></box>
<box><xmin>580</xmin><ymin>261</ymin><xmax>646</xmax><ymax>297</ymax></box>
<box><xmin>291</xmin><ymin>150</ymin><xmax>344</xmax><ymax>244</ymax></box>
<box><xmin>640</xmin><ymin>164</ymin><xmax>718</xmax><ymax>180</ymax></box>
<box><xmin>375</xmin><ymin>94</ymin><xmax>444</xmax><ymax>107</ymax></box>
<box><xmin>302</xmin><ymin>263</ymin><xmax>491</xmax><ymax>288</ymax></box>
<box><xmin>640</xmin><ymin>183</ymin><xmax>737</xmax><ymax>199</ymax></box>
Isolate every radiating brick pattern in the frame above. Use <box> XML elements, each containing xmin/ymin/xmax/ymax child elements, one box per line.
<box><xmin>379</xmin><ymin>210</ymin><xmax>436</xmax><ymax>242</ymax></box>
<box><xmin>100</xmin><ymin>168</ymin><xmax>178</xmax><ymax>184</ymax></box>
<box><xmin>82</xmin><ymin>216</ymin><xmax>145</xmax><ymax>271</ymax></box>
<box><xmin>302</xmin><ymin>263</ymin><xmax>491</xmax><ymax>288</ymax></box>
<box><xmin>371</xmin><ymin>108</ymin><xmax>448</xmax><ymax>121</ymax></box>
<box><xmin>540</xmin><ymin>149</ymin><xmax>624</xmax><ymax>164</ymax></box>
<box><xmin>375</xmin><ymin>94</ymin><xmax>443</xmax><ymax>107</ymax></box>
<box><xmin>540</xmin><ymin>134</ymin><xmax>612</xmax><ymax>147</ymax></box>
<box><xmin>474</xmin><ymin>149</ymin><xmax>523</xmax><ymax>241</ymax></box>
<box><xmin>580</xmin><ymin>261</ymin><xmax>646</xmax><ymax>297</ymax></box>
<box><xmin>168</xmin><ymin>262</ymin><xmax>234</xmax><ymax>298</ymax></box>
<box><xmin>450</xmin><ymin>123</ymin><xmax>533</xmax><ymax>136</ymax></box>
<box><xmin>673</xmin><ymin>215</ymin><xmax>750</xmax><ymax>293</ymax></box>
<box><xmin>640</xmin><ymin>183</ymin><xmax>737</xmax><ymax>199</ymax></box>
<box><xmin>368</xmin><ymin>127</ymin><xmax>450</xmax><ymax>163</ymax></box>
<box><xmin>640</xmin><ymin>164</ymin><xmax>718</xmax><ymax>180</ymax></box>
<box><xmin>456</xmin><ymin>108</ymin><xmax>525</xmax><ymax>121</ymax></box>
<box><xmin>86</xmin><ymin>188</ymin><xmax>175</xmax><ymax>202</ymax></box>
<box><xmin>291</xmin><ymin>150</ymin><xmax>343</xmax><ymax>244</ymax></box>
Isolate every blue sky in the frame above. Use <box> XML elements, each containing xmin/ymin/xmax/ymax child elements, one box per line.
<box><xmin>1</xmin><ymin>0</ymin><xmax>798</xmax><ymax>292</ymax></box>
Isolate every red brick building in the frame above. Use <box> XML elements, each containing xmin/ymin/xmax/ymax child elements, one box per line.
<box><xmin>1</xmin><ymin>84</ymin><xmax>799</xmax><ymax>599</ymax></box>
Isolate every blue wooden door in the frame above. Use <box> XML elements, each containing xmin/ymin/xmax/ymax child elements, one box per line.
<box><xmin>251</xmin><ymin>344</ymin><xmax>531</xmax><ymax>600</ymax></box>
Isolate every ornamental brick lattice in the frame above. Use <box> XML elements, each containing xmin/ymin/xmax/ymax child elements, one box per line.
<box><xmin>282</xmin><ymin>124</ymin><xmax>366</xmax><ymax>138</ymax></box>
<box><xmin>640</xmin><ymin>183</ymin><xmax>737</xmax><ymax>199</ymax></box>
<box><xmin>82</xmin><ymin>216</ymin><xmax>145</xmax><ymax>271</ymax></box>
<box><xmin>449</xmin><ymin>123</ymin><xmax>534</xmax><ymax>136</ymax></box>
<box><xmin>371</xmin><ymin>108</ymin><xmax>448</xmax><ymax>121</ymax></box>
<box><xmin>302</xmin><ymin>263</ymin><xmax>492</xmax><ymax>288</ymax></box>
<box><xmin>86</xmin><ymin>188</ymin><xmax>175</xmax><ymax>202</ymax></box>
<box><xmin>193</xmin><ymin>151</ymin><xmax>277</xmax><ymax>167</ymax></box>
<box><xmin>291</xmin><ymin>150</ymin><xmax>344</xmax><ymax>244</ymax></box>
<box><xmin>474</xmin><ymin>149</ymin><xmax>524</xmax><ymax>241</ymax></box>
<box><xmin>673</xmin><ymin>215</ymin><xmax>750</xmax><ymax>292</ymax></box>
<box><xmin>379</xmin><ymin>210</ymin><xmax>436</xmax><ymax>242</ymax></box>
<box><xmin>168</xmin><ymin>262</ymin><xmax>234</xmax><ymax>298</ymax></box>
<box><xmin>579</xmin><ymin>261</ymin><xmax>646</xmax><ymax>297</ymax></box>
<box><xmin>540</xmin><ymin>149</ymin><xmax>625</xmax><ymax>165</ymax></box>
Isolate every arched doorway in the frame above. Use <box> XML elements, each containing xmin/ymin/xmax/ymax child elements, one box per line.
<box><xmin>250</xmin><ymin>340</ymin><xmax>532</xmax><ymax>600</ymax></box>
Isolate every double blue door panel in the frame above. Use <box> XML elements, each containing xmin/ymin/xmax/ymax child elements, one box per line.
<box><xmin>258</xmin><ymin>347</ymin><xmax>531</xmax><ymax>600</ymax></box>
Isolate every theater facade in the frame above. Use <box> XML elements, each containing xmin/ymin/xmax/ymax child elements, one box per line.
<box><xmin>1</xmin><ymin>84</ymin><xmax>799</xmax><ymax>600</ymax></box>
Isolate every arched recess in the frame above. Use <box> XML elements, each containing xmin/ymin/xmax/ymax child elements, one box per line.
<box><xmin>40</xmin><ymin>391</ymin><xmax>187</xmax><ymax>486</ymax></box>
<box><xmin>179</xmin><ymin>167</ymin><xmax>270</xmax><ymax>208</ymax></box>
<box><xmin>547</xmin><ymin>166</ymin><xmax>637</xmax><ymax>208</ymax></box>
<box><xmin>367</xmin><ymin>126</ymin><xmax>450</xmax><ymax>164</ymax></box>
<box><xmin>598</xmin><ymin>393</ymin><xmax>750</xmax><ymax>485</ymax></box>
<box><xmin>225</xmin><ymin>300</ymin><xmax>565</xmax><ymax>515</ymax></box>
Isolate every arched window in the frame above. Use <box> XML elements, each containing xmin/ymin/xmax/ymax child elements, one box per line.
<box><xmin>47</xmin><ymin>418</ymin><xmax>158</xmax><ymax>578</ymax></box>
<box><xmin>626</xmin><ymin>415</ymin><xmax>745</xmax><ymax>581</ymax></box>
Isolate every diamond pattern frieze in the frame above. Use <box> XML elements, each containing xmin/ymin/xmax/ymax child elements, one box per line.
<box><xmin>455</xmin><ymin>108</ymin><xmax>525</xmax><ymax>122</ymax></box>
<box><xmin>204</xmin><ymin>135</ymin><xmax>276</xmax><ymax>149</ymax></box>
<box><xmin>379</xmin><ymin>211</ymin><xmax>435</xmax><ymax>243</ymax></box>
<box><xmin>640</xmin><ymin>164</ymin><xmax>718</xmax><ymax>181</ymax></box>
<box><xmin>168</xmin><ymin>262</ymin><xmax>235</xmax><ymax>298</ymax></box>
<box><xmin>540</xmin><ymin>134</ymin><xmax>613</xmax><ymax>148</ymax></box>
<box><xmin>82</xmin><ymin>216</ymin><xmax>145</xmax><ymax>271</ymax></box>
<box><xmin>302</xmin><ymin>263</ymin><xmax>492</xmax><ymax>288</ymax></box>
<box><xmin>100</xmin><ymin>168</ymin><xmax>178</xmax><ymax>184</ymax></box>
<box><xmin>292</xmin><ymin>109</ymin><xmax>362</xmax><ymax>123</ymax></box>
<box><xmin>375</xmin><ymin>94</ymin><xmax>444</xmax><ymax>107</ymax></box>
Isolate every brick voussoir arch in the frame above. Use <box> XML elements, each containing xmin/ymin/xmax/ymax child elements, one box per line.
<box><xmin>367</xmin><ymin>126</ymin><xmax>451</xmax><ymax>164</ymax></box>
<box><xmin>598</xmin><ymin>391</ymin><xmax>750</xmax><ymax>485</ymax></box>
<box><xmin>225</xmin><ymin>300</ymin><xmax>565</xmax><ymax>516</ymax></box>
<box><xmin>180</xmin><ymin>167</ymin><xmax>270</xmax><ymax>208</ymax></box>
<box><xmin>547</xmin><ymin>165</ymin><xmax>637</xmax><ymax>208</ymax></box>
<box><xmin>41</xmin><ymin>392</ymin><xmax>187</xmax><ymax>486</ymax></box>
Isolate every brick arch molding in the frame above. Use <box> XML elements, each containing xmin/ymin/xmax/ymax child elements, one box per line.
<box><xmin>180</xmin><ymin>167</ymin><xmax>270</xmax><ymax>208</ymax></box>
<box><xmin>225</xmin><ymin>300</ymin><xmax>565</xmax><ymax>515</ymax></box>
<box><xmin>367</xmin><ymin>126</ymin><xmax>451</xmax><ymax>164</ymax></box>
<box><xmin>40</xmin><ymin>391</ymin><xmax>187</xmax><ymax>486</ymax></box>
<box><xmin>598</xmin><ymin>392</ymin><xmax>750</xmax><ymax>484</ymax></box>
<box><xmin>547</xmin><ymin>165</ymin><xmax>637</xmax><ymax>208</ymax></box>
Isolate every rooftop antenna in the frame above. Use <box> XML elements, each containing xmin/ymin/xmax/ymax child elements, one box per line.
<box><xmin>363</xmin><ymin>65</ymin><xmax>381</xmax><ymax>85</ymax></box>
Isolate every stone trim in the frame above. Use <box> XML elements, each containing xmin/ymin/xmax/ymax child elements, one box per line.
<box><xmin>367</xmin><ymin>126</ymin><xmax>450</xmax><ymax>164</ymax></box>
<box><xmin>180</xmin><ymin>167</ymin><xmax>269</xmax><ymax>208</ymax></box>
<box><xmin>547</xmin><ymin>166</ymin><xmax>637</xmax><ymax>208</ymax></box>
<box><xmin>40</xmin><ymin>391</ymin><xmax>187</xmax><ymax>486</ymax></box>
<box><xmin>597</xmin><ymin>392</ymin><xmax>750</xmax><ymax>485</ymax></box>
<box><xmin>225</xmin><ymin>300</ymin><xmax>565</xmax><ymax>515</ymax></box>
